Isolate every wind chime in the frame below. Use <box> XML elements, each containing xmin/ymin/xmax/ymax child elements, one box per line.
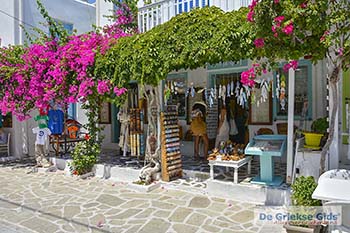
<box><xmin>275</xmin><ymin>72</ymin><xmax>287</xmax><ymax>111</ymax></box>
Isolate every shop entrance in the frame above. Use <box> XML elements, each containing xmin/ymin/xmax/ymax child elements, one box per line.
<box><xmin>212</xmin><ymin>73</ymin><xmax>249</xmax><ymax>146</ymax></box>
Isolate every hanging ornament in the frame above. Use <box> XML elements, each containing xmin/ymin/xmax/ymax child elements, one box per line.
<box><xmin>222</xmin><ymin>85</ymin><xmax>226</xmax><ymax>104</ymax></box>
<box><xmin>235</xmin><ymin>81</ymin><xmax>240</xmax><ymax>97</ymax></box>
<box><xmin>279</xmin><ymin>75</ymin><xmax>286</xmax><ymax>110</ymax></box>
<box><xmin>190</xmin><ymin>82</ymin><xmax>195</xmax><ymax>97</ymax></box>
<box><xmin>213</xmin><ymin>86</ymin><xmax>217</xmax><ymax>100</ymax></box>
<box><xmin>276</xmin><ymin>73</ymin><xmax>280</xmax><ymax>99</ymax></box>
<box><xmin>231</xmin><ymin>81</ymin><xmax>234</xmax><ymax>96</ymax></box>
<box><xmin>227</xmin><ymin>83</ymin><xmax>230</xmax><ymax>97</ymax></box>
<box><xmin>218</xmin><ymin>85</ymin><xmax>222</xmax><ymax>99</ymax></box>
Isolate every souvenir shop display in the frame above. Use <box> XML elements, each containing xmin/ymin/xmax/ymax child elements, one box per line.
<box><xmin>206</xmin><ymin>97</ymin><xmax>218</xmax><ymax>140</ymax></box>
<box><xmin>129</xmin><ymin>108</ymin><xmax>145</xmax><ymax>158</ymax></box>
<box><xmin>207</xmin><ymin>141</ymin><xmax>246</xmax><ymax>161</ymax></box>
<box><xmin>245</xmin><ymin>135</ymin><xmax>287</xmax><ymax>186</ymax></box>
<box><xmin>160</xmin><ymin>105</ymin><xmax>182</xmax><ymax>181</ymax></box>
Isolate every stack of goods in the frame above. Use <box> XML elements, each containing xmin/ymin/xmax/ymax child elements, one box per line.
<box><xmin>206</xmin><ymin>98</ymin><xmax>218</xmax><ymax>140</ymax></box>
<box><xmin>207</xmin><ymin>142</ymin><xmax>246</xmax><ymax>161</ymax></box>
<box><xmin>129</xmin><ymin>108</ymin><xmax>144</xmax><ymax>158</ymax></box>
<box><xmin>160</xmin><ymin>105</ymin><xmax>182</xmax><ymax>181</ymax></box>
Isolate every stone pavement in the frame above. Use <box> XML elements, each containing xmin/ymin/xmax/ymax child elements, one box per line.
<box><xmin>0</xmin><ymin>166</ymin><xmax>286</xmax><ymax>233</ymax></box>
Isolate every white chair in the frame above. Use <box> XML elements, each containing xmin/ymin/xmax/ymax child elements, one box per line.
<box><xmin>0</xmin><ymin>133</ymin><xmax>10</xmax><ymax>157</ymax></box>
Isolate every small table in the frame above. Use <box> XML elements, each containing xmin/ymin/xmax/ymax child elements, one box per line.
<box><xmin>245</xmin><ymin>135</ymin><xmax>287</xmax><ymax>186</ymax></box>
<box><xmin>49</xmin><ymin>135</ymin><xmax>86</xmax><ymax>157</ymax></box>
<box><xmin>209</xmin><ymin>156</ymin><xmax>252</xmax><ymax>184</ymax></box>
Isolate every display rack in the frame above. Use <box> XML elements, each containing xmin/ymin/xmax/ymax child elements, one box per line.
<box><xmin>161</xmin><ymin>105</ymin><xmax>182</xmax><ymax>181</ymax></box>
<box><xmin>206</xmin><ymin>98</ymin><xmax>218</xmax><ymax>139</ymax></box>
<box><xmin>129</xmin><ymin>108</ymin><xmax>145</xmax><ymax>158</ymax></box>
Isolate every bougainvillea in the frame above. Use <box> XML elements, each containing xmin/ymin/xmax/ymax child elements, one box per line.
<box><xmin>243</xmin><ymin>0</ymin><xmax>350</xmax><ymax>175</ymax></box>
<box><xmin>0</xmin><ymin>1</ymin><xmax>134</xmax><ymax>120</ymax></box>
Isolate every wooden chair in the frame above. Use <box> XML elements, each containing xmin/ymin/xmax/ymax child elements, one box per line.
<box><xmin>0</xmin><ymin>133</ymin><xmax>10</xmax><ymax>157</ymax></box>
<box><xmin>277</xmin><ymin>123</ymin><xmax>298</xmax><ymax>135</ymax></box>
<box><xmin>256</xmin><ymin>128</ymin><xmax>274</xmax><ymax>135</ymax></box>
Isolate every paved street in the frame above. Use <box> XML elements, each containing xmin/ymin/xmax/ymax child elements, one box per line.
<box><xmin>0</xmin><ymin>166</ymin><xmax>285</xmax><ymax>233</ymax></box>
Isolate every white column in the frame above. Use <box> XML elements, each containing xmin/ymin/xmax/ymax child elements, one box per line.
<box><xmin>169</xmin><ymin>0</ymin><xmax>175</xmax><ymax>19</ymax></box>
<box><xmin>286</xmin><ymin>68</ymin><xmax>295</xmax><ymax>184</ymax></box>
<box><xmin>329</xmin><ymin>68</ymin><xmax>340</xmax><ymax>169</ymax></box>
<box><xmin>227</xmin><ymin>0</ymin><xmax>234</xmax><ymax>11</ymax></box>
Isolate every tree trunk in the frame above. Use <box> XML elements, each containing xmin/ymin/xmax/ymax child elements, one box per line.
<box><xmin>320</xmin><ymin>66</ymin><xmax>340</xmax><ymax>174</ymax></box>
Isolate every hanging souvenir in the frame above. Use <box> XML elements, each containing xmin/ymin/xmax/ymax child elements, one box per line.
<box><xmin>190</xmin><ymin>82</ymin><xmax>195</xmax><ymax>97</ymax></box>
<box><xmin>230</xmin><ymin>81</ymin><xmax>234</xmax><ymax>96</ymax></box>
<box><xmin>227</xmin><ymin>83</ymin><xmax>230</xmax><ymax>97</ymax></box>
<box><xmin>222</xmin><ymin>85</ymin><xmax>226</xmax><ymax>104</ymax></box>
<box><xmin>204</xmin><ymin>88</ymin><xmax>208</xmax><ymax>101</ymax></box>
<box><xmin>235</xmin><ymin>81</ymin><xmax>240</xmax><ymax>97</ymax></box>
<box><xmin>185</xmin><ymin>87</ymin><xmax>189</xmax><ymax>98</ymax></box>
<box><xmin>218</xmin><ymin>85</ymin><xmax>222</xmax><ymax>99</ymax></box>
<box><xmin>279</xmin><ymin>75</ymin><xmax>286</xmax><ymax>110</ymax></box>
<box><xmin>213</xmin><ymin>86</ymin><xmax>217</xmax><ymax>100</ymax></box>
<box><xmin>276</xmin><ymin>73</ymin><xmax>280</xmax><ymax>99</ymax></box>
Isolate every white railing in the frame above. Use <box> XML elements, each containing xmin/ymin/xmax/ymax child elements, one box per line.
<box><xmin>138</xmin><ymin>0</ymin><xmax>252</xmax><ymax>33</ymax></box>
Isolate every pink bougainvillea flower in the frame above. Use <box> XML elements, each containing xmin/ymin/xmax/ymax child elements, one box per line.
<box><xmin>320</xmin><ymin>30</ymin><xmax>329</xmax><ymax>42</ymax></box>
<box><xmin>282</xmin><ymin>22</ymin><xmax>294</xmax><ymax>35</ymax></box>
<box><xmin>274</xmin><ymin>16</ymin><xmax>285</xmax><ymax>25</ymax></box>
<box><xmin>272</xmin><ymin>25</ymin><xmax>277</xmax><ymax>33</ymax></box>
<box><xmin>254</xmin><ymin>38</ymin><xmax>265</xmax><ymax>48</ymax></box>
<box><xmin>283</xmin><ymin>60</ymin><xmax>299</xmax><ymax>72</ymax></box>
<box><xmin>240</xmin><ymin>66</ymin><xmax>258</xmax><ymax>87</ymax></box>
<box><xmin>97</xmin><ymin>80</ymin><xmax>110</xmax><ymax>95</ymax></box>
<box><xmin>247</xmin><ymin>11</ymin><xmax>254</xmax><ymax>22</ymax></box>
<box><xmin>274</xmin><ymin>0</ymin><xmax>279</xmax><ymax>3</ymax></box>
<box><xmin>337</xmin><ymin>48</ymin><xmax>344</xmax><ymax>56</ymax></box>
<box><xmin>113</xmin><ymin>87</ymin><xmax>127</xmax><ymax>97</ymax></box>
<box><xmin>300</xmin><ymin>2</ymin><xmax>307</xmax><ymax>8</ymax></box>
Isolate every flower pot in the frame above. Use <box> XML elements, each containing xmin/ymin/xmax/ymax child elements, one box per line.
<box><xmin>283</xmin><ymin>224</ymin><xmax>323</xmax><ymax>233</ymax></box>
<box><xmin>303</xmin><ymin>132</ymin><xmax>324</xmax><ymax>149</ymax></box>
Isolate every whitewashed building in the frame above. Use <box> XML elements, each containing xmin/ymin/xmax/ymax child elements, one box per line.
<box><xmin>0</xmin><ymin>0</ymin><xmax>95</xmax><ymax>158</ymax></box>
<box><xmin>94</xmin><ymin>0</ymin><xmax>350</xmax><ymax>183</ymax></box>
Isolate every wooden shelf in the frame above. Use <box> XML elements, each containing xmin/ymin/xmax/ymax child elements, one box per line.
<box><xmin>160</xmin><ymin>106</ymin><xmax>183</xmax><ymax>182</ymax></box>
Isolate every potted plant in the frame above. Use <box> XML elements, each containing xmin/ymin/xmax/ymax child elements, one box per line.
<box><xmin>284</xmin><ymin>176</ymin><xmax>324</xmax><ymax>233</ymax></box>
<box><xmin>303</xmin><ymin>117</ymin><xmax>328</xmax><ymax>149</ymax></box>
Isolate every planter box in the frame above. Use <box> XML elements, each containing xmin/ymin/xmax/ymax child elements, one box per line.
<box><xmin>283</xmin><ymin>225</ymin><xmax>323</xmax><ymax>233</ymax></box>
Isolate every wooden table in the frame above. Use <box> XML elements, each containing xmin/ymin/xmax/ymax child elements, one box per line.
<box><xmin>209</xmin><ymin>156</ymin><xmax>252</xmax><ymax>184</ymax></box>
<box><xmin>49</xmin><ymin>135</ymin><xmax>85</xmax><ymax>157</ymax></box>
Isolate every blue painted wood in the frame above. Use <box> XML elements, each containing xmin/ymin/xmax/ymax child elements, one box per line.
<box><xmin>273</xmin><ymin>60</ymin><xmax>312</xmax><ymax>121</ymax></box>
<box><xmin>67</xmin><ymin>103</ymin><xmax>76</xmax><ymax>120</ymax></box>
<box><xmin>245</xmin><ymin>135</ymin><xmax>287</xmax><ymax>186</ymax></box>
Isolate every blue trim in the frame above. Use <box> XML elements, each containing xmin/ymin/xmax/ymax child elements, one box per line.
<box><xmin>67</xmin><ymin>103</ymin><xmax>76</xmax><ymax>120</ymax></box>
<box><xmin>111</xmin><ymin>104</ymin><xmax>120</xmax><ymax>143</ymax></box>
<box><xmin>273</xmin><ymin>60</ymin><xmax>312</xmax><ymax>121</ymax></box>
<box><xmin>207</xmin><ymin>60</ymin><xmax>249</xmax><ymax>70</ymax></box>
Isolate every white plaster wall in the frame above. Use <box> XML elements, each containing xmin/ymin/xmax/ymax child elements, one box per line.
<box><xmin>0</xmin><ymin>0</ymin><xmax>95</xmax><ymax>157</ymax></box>
<box><xmin>96</xmin><ymin>0</ymin><xmax>114</xmax><ymax>27</ymax></box>
<box><xmin>23</xmin><ymin>0</ymin><xmax>95</xmax><ymax>36</ymax></box>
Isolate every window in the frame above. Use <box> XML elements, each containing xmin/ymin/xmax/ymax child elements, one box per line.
<box><xmin>67</xmin><ymin>104</ymin><xmax>76</xmax><ymax>120</ymax></box>
<box><xmin>273</xmin><ymin>60</ymin><xmax>312</xmax><ymax>120</ymax></box>
<box><xmin>53</xmin><ymin>19</ymin><xmax>73</xmax><ymax>35</ymax></box>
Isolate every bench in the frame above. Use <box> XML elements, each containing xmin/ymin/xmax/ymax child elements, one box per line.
<box><xmin>0</xmin><ymin>133</ymin><xmax>10</xmax><ymax>157</ymax></box>
<box><xmin>209</xmin><ymin>156</ymin><xmax>252</xmax><ymax>184</ymax></box>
